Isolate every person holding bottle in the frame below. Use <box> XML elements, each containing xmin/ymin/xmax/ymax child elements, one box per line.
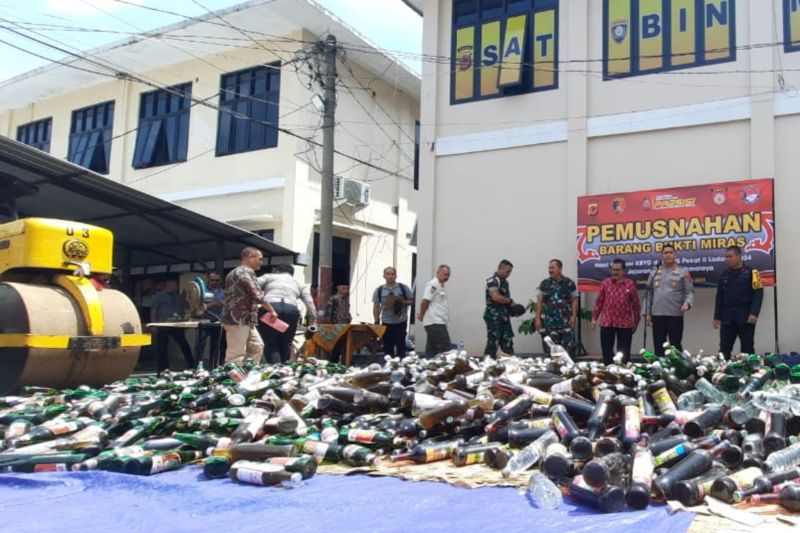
<box><xmin>591</xmin><ymin>259</ymin><xmax>641</xmax><ymax>364</ymax></box>
<box><xmin>713</xmin><ymin>245</ymin><xmax>763</xmax><ymax>359</ymax></box>
<box><xmin>535</xmin><ymin>258</ymin><xmax>579</xmax><ymax>357</ymax></box>
<box><xmin>258</xmin><ymin>263</ymin><xmax>317</xmax><ymax>364</ymax></box>
<box><xmin>644</xmin><ymin>244</ymin><xmax>694</xmax><ymax>357</ymax></box>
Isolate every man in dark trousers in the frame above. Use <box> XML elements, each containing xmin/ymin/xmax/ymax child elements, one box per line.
<box><xmin>713</xmin><ymin>245</ymin><xmax>763</xmax><ymax>359</ymax></box>
<box><xmin>151</xmin><ymin>278</ymin><xmax>195</xmax><ymax>372</ymax></box>
<box><xmin>484</xmin><ymin>259</ymin><xmax>515</xmax><ymax>357</ymax></box>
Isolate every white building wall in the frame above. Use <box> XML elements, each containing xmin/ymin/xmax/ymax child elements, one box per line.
<box><xmin>0</xmin><ymin>26</ymin><xmax>419</xmax><ymax>322</ymax></box>
<box><xmin>418</xmin><ymin>0</ymin><xmax>797</xmax><ymax>355</ymax></box>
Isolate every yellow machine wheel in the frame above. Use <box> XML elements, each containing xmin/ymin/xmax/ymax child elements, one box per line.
<box><xmin>0</xmin><ymin>282</ymin><xmax>142</xmax><ymax>393</ymax></box>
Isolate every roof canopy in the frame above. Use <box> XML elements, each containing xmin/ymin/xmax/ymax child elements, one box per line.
<box><xmin>0</xmin><ymin>136</ymin><xmax>298</xmax><ymax>272</ymax></box>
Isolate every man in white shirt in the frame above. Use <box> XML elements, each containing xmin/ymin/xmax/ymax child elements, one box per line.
<box><xmin>417</xmin><ymin>265</ymin><xmax>452</xmax><ymax>356</ymax></box>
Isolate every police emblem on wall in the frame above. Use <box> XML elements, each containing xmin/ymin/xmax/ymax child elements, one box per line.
<box><xmin>456</xmin><ymin>45</ymin><xmax>473</xmax><ymax>71</ymax></box>
<box><xmin>611</xmin><ymin>19</ymin><xmax>628</xmax><ymax>43</ymax></box>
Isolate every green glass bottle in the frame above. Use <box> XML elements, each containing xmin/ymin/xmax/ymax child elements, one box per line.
<box><xmin>203</xmin><ymin>456</ymin><xmax>231</xmax><ymax>479</ymax></box>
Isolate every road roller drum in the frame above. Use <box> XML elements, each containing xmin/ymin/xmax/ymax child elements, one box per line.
<box><xmin>0</xmin><ymin>282</ymin><xmax>143</xmax><ymax>393</ymax></box>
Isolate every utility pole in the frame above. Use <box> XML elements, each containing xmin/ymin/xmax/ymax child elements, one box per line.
<box><xmin>318</xmin><ymin>34</ymin><xmax>337</xmax><ymax>311</ymax></box>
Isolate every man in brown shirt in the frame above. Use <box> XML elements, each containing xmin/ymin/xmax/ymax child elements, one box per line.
<box><xmin>221</xmin><ymin>247</ymin><xmax>276</xmax><ymax>364</ymax></box>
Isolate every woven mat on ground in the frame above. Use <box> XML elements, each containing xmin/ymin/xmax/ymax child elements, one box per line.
<box><xmin>317</xmin><ymin>460</ymin><xmax>530</xmax><ymax>489</ymax></box>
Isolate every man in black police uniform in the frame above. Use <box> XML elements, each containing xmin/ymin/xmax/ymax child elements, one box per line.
<box><xmin>713</xmin><ymin>245</ymin><xmax>763</xmax><ymax>359</ymax></box>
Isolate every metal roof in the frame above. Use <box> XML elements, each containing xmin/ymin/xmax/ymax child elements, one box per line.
<box><xmin>0</xmin><ymin>136</ymin><xmax>298</xmax><ymax>270</ymax></box>
<box><xmin>0</xmin><ymin>0</ymin><xmax>420</xmax><ymax>110</ymax></box>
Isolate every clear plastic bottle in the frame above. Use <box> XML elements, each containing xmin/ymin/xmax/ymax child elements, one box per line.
<box><xmin>748</xmin><ymin>391</ymin><xmax>800</xmax><ymax>415</ymax></box>
<box><xmin>543</xmin><ymin>336</ymin><xmax>574</xmax><ymax>366</ymax></box>
<box><xmin>676</xmin><ymin>390</ymin><xmax>706</xmax><ymax>411</ymax></box>
<box><xmin>501</xmin><ymin>429</ymin><xmax>558</xmax><ymax>478</ymax></box>
<box><xmin>765</xmin><ymin>442</ymin><xmax>800</xmax><ymax>472</ymax></box>
<box><xmin>526</xmin><ymin>471</ymin><xmax>562</xmax><ymax>510</ymax></box>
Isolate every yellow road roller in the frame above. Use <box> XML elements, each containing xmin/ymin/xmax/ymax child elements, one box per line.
<box><xmin>0</xmin><ymin>218</ymin><xmax>150</xmax><ymax>393</ymax></box>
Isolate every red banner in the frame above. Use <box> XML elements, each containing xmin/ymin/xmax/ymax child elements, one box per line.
<box><xmin>577</xmin><ymin>179</ymin><xmax>775</xmax><ymax>291</ymax></box>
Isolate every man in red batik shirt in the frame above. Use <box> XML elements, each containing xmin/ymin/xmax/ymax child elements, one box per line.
<box><xmin>591</xmin><ymin>258</ymin><xmax>641</xmax><ymax>364</ymax></box>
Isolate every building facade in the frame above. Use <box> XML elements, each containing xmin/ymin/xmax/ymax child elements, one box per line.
<box><xmin>0</xmin><ymin>0</ymin><xmax>420</xmax><ymax>324</ymax></box>
<box><xmin>411</xmin><ymin>0</ymin><xmax>798</xmax><ymax>355</ymax></box>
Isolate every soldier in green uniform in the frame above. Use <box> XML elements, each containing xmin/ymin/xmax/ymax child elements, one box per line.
<box><xmin>535</xmin><ymin>259</ymin><xmax>579</xmax><ymax>356</ymax></box>
<box><xmin>484</xmin><ymin>259</ymin><xmax>515</xmax><ymax>356</ymax></box>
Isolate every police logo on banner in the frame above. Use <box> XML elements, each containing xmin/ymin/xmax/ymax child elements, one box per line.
<box><xmin>741</xmin><ymin>185</ymin><xmax>761</xmax><ymax>204</ymax></box>
<box><xmin>457</xmin><ymin>45</ymin><xmax>473</xmax><ymax>71</ymax></box>
<box><xmin>611</xmin><ymin>19</ymin><xmax>628</xmax><ymax>43</ymax></box>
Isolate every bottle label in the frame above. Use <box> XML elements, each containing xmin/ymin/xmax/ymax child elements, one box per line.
<box><xmin>631</xmin><ymin>450</ymin><xmax>654</xmax><ymax>485</ymax></box>
<box><xmin>726</xmin><ymin>467</ymin><xmax>762</xmax><ymax>491</ymax></box>
<box><xmin>528</xmin><ymin>418</ymin><xmax>553</xmax><ymax>429</ymax></box>
<box><xmin>652</xmin><ymin>388</ymin><xmax>677</xmax><ymax>415</ymax></box>
<box><xmin>673</xmin><ymin>410</ymin><xmax>700</xmax><ymax>426</ymax></box>
<box><xmin>455</xmin><ymin>452</ymin><xmax>484</xmax><ymax>466</ymax></box>
<box><xmin>33</xmin><ymin>463</ymin><xmax>68</xmax><ymax>473</ymax></box>
<box><xmin>624</xmin><ymin>405</ymin><xmax>641</xmax><ymax>440</ymax></box>
<box><xmin>551</xmin><ymin>413</ymin><xmax>570</xmax><ymax>440</ymax></box>
<box><xmin>49</xmin><ymin>421</ymin><xmax>79</xmax><ymax>436</ymax></box>
<box><xmin>550</xmin><ymin>379</ymin><xmax>573</xmax><ymax>395</ymax></box>
<box><xmin>425</xmin><ymin>446</ymin><xmax>452</xmax><ymax>462</ymax></box>
<box><xmin>527</xmin><ymin>388</ymin><xmax>553</xmax><ymax>406</ymax></box>
<box><xmin>346</xmin><ymin>429</ymin><xmax>377</xmax><ymax>444</ymax></box>
<box><xmin>150</xmin><ymin>453</ymin><xmax>181</xmax><ymax>474</ymax></box>
<box><xmin>654</xmin><ymin>444</ymin><xmax>687</xmax><ymax>467</ymax></box>
<box><xmin>236</xmin><ymin>468</ymin><xmax>266</xmax><ymax>486</ymax></box>
<box><xmin>302</xmin><ymin>441</ymin><xmax>329</xmax><ymax>462</ymax></box>
<box><xmin>7</xmin><ymin>422</ymin><xmax>29</xmax><ymax>438</ymax></box>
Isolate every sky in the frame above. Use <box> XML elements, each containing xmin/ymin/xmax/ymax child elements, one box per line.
<box><xmin>0</xmin><ymin>0</ymin><xmax>422</xmax><ymax>82</ymax></box>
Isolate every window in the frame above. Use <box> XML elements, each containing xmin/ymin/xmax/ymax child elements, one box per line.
<box><xmin>603</xmin><ymin>0</ymin><xmax>736</xmax><ymax>79</ymax></box>
<box><xmin>133</xmin><ymin>83</ymin><xmax>192</xmax><ymax>169</ymax></box>
<box><xmin>784</xmin><ymin>0</ymin><xmax>800</xmax><ymax>53</ymax></box>
<box><xmin>68</xmin><ymin>101</ymin><xmax>114</xmax><ymax>174</ymax></box>
<box><xmin>17</xmin><ymin>118</ymin><xmax>52</xmax><ymax>153</ymax></box>
<box><xmin>255</xmin><ymin>229</ymin><xmax>275</xmax><ymax>241</ymax></box>
<box><xmin>413</xmin><ymin>120</ymin><xmax>420</xmax><ymax>191</ymax></box>
<box><xmin>216</xmin><ymin>63</ymin><xmax>280</xmax><ymax>156</ymax></box>
<box><xmin>451</xmin><ymin>0</ymin><xmax>559</xmax><ymax>104</ymax></box>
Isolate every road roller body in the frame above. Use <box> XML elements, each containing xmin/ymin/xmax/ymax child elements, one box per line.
<box><xmin>0</xmin><ymin>218</ymin><xmax>150</xmax><ymax>393</ymax></box>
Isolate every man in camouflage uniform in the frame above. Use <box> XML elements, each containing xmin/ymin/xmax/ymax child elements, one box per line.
<box><xmin>535</xmin><ymin>259</ymin><xmax>579</xmax><ymax>356</ymax></box>
<box><xmin>484</xmin><ymin>259</ymin><xmax>515</xmax><ymax>356</ymax></box>
<box><xmin>644</xmin><ymin>243</ymin><xmax>694</xmax><ymax>357</ymax></box>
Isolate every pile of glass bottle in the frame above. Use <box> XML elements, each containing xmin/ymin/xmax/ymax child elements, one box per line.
<box><xmin>1</xmin><ymin>344</ymin><xmax>800</xmax><ymax>513</ymax></box>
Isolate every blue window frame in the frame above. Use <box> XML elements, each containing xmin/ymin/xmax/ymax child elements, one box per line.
<box><xmin>133</xmin><ymin>83</ymin><xmax>192</xmax><ymax>169</ymax></box>
<box><xmin>68</xmin><ymin>101</ymin><xmax>114</xmax><ymax>175</ymax></box>
<box><xmin>216</xmin><ymin>63</ymin><xmax>280</xmax><ymax>156</ymax></box>
<box><xmin>602</xmin><ymin>0</ymin><xmax>737</xmax><ymax>80</ymax></box>
<box><xmin>451</xmin><ymin>0</ymin><xmax>559</xmax><ymax>105</ymax></box>
<box><xmin>17</xmin><ymin>117</ymin><xmax>52</xmax><ymax>153</ymax></box>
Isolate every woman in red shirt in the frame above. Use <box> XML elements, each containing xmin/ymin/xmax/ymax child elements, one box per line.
<box><xmin>591</xmin><ymin>259</ymin><xmax>641</xmax><ymax>364</ymax></box>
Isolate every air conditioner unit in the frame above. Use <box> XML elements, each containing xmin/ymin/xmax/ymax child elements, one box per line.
<box><xmin>343</xmin><ymin>178</ymin><xmax>370</xmax><ymax>206</ymax></box>
<box><xmin>333</xmin><ymin>175</ymin><xmax>345</xmax><ymax>200</ymax></box>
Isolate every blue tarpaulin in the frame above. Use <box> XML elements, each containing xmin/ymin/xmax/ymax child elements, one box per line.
<box><xmin>0</xmin><ymin>469</ymin><xmax>696</xmax><ymax>533</ymax></box>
